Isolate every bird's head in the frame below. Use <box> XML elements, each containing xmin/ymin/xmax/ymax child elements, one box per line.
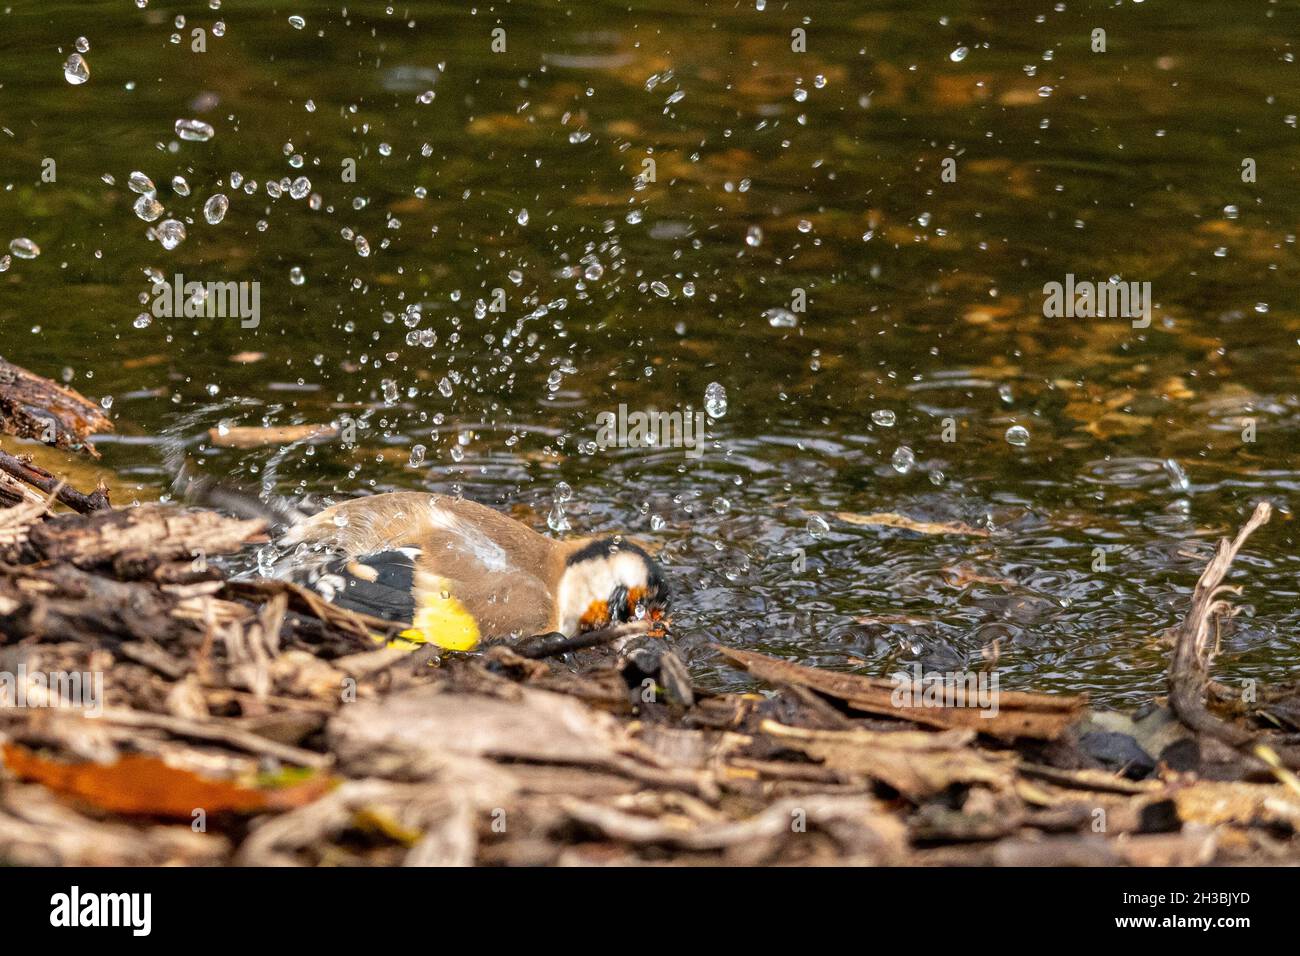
<box><xmin>556</xmin><ymin>537</ymin><xmax>670</xmax><ymax>637</ymax></box>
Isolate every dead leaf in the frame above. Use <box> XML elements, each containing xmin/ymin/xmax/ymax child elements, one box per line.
<box><xmin>2</xmin><ymin>743</ymin><xmax>331</xmax><ymax>819</ymax></box>
<box><xmin>6</xmin><ymin>743</ymin><xmax>330</xmax><ymax>816</ymax></box>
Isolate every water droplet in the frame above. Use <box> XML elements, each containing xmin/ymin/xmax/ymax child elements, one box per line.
<box><xmin>288</xmin><ymin>14</ymin><xmax>306</xmax><ymax>29</ymax></box>
<box><xmin>764</xmin><ymin>307</ymin><xmax>798</xmax><ymax>328</ymax></box>
<box><xmin>8</xmin><ymin>238</ymin><xmax>40</xmax><ymax>260</ymax></box>
<box><xmin>1163</xmin><ymin>457</ymin><xmax>1190</xmax><ymax>492</ymax></box>
<box><xmin>807</xmin><ymin>515</ymin><xmax>830</xmax><ymax>538</ymax></box>
<box><xmin>871</xmin><ymin>409</ymin><xmax>896</xmax><ymax>427</ymax></box>
<box><xmin>203</xmin><ymin>193</ymin><xmax>229</xmax><ymax>224</ymax></box>
<box><xmin>547</xmin><ymin>504</ymin><xmax>571</xmax><ymax>532</ymax></box>
<box><xmin>171</xmin><ymin>175</ymin><xmax>190</xmax><ymax>196</ymax></box>
<box><xmin>133</xmin><ymin>194</ymin><xmax>163</xmax><ymax>222</ymax></box>
<box><xmin>704</xmin><ymin>381</ymin><xmax>728</xmax><ymax>418</ymax></box>
<box><xmin>289</xmin><ymin>176</ymin><xmax>311</xmax><ymax>199</ymax></box>
<box><xmin>155</xmin><ymin>219</ymin><xmax>187</xmax><ymax>251</ymax></box>
<box><xmin>517</xmin><ymin>208</ymin><xmax>529</xmax><ymax>226</ymax></box>
<box><xmin>746</xmin><ymin>225</ymin><xmax>763</xmax><ymax>247</ymax></box>
<box><xmin>63</xmin><ymin>53</ymin><xmax>90</xmax><ymax>85</ymax></box>
<box><xmin>175</xmin><ymin>118</ymin><xmax>214</xmax><ymax>142</ymax></box>
<box><xmin>554</xmin><ymin>481</ymin><xmax>573</xmax><ymax>504</ymax></box>
<box><xmin>891</xmin><ymin>446</ymin><xmax>916</xmax><ymax>474</ymax></box>
<box><xmin>408</xmin><ymin>444</ymin><xmax>426</xmax><ymax>467</ymax></box>
<box><xmin>128</xmin><ymin>171</ymin><xmax>156</xmax><ymax>195</ymax></box>
<box><xmin>1005</xmin><ymin>425</ymin><xmax>1030</xmax><ymax>447</ymax></box>
<box><xmin>949</xmin><ymin>46</ymin><xmax>969</xmax><ymax>62</ymax></box>
<box><xmin>75</xmin><ymin>37</ymin><xmax>90</xmax><ymax>53</ymax></box>
<box><xmin>289</xmin><ymin>266</ymin><xmax>305</xmax><ymax>285</ymax></box>
<box><xmin>355</xmin><ymin>235</ymin><xmax>371</xmax><ymax>257</ymax></box>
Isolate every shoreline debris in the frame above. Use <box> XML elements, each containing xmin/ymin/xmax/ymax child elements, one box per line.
<box><xmin>0</xmin><ymin>357</ymin><xmax>1299</xmax><ymax>865</ymax></box>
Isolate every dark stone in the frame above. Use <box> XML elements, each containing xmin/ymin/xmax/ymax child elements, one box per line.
<box><xmin>1159</xmin><ymin>737</ymin><xmax>1202</xmax><ymax>773</ymax></box>
<box><xmin>1137</xmin><ymin>799</ymin><xmax>1182</xmax><ymax>833</ymax></box>
<box><xmin>1077</xmin><ymin>730</ymin><xmax>1157</xmax><ymax>780</ymax></box>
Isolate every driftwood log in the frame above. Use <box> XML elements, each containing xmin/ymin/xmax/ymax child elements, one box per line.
<box><xmin>0</xmin><ymin>356</ymin><xmax>112</xmax><ymax>513</ymax></box>
<box><xmin>0</xmin><ymin>355</ymin><xmax>111</xmax><ymax>455</ymax></box>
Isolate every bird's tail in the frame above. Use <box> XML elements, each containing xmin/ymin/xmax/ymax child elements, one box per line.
<box><xmin>173</xmin><ymin>464</ymin><xmax>308</xmax><ymax>533</ymax></box>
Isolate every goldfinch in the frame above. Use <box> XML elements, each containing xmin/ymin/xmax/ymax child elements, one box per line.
<box><xmin>272</xmin><ymin>491</ymin><xmax>670</xmax><ymax>651</ymax></box>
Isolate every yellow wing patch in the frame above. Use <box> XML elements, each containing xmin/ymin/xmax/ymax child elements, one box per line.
<box><xmin>394</xmin><ymin>581</ymin><xmax>481</xmax><ymax>651</ymax></box>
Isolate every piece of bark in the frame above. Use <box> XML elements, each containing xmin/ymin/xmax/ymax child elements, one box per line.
<box><xmin>0</xmin><ymin>783</ymin><xmax>229</xmax><ymax>866</ymax></box>
<box><xmin>24</xmin><ymin>504</ymin><xmax>265</xmax><ymax>568</ymax></box>
<box><xmin>560</xmin><ymin>793</ymin><xmax>907</xmax><ymax>864</ymax></box>
<box><xmin>1018</xmin><ymin>762</ymin><xmax>1164</xmax><ymax>796</ymax></box>
<box><xmin>208</xmin><ymin>424</ymin><xmax>337</xmax><ymax>448</ymax></box>
<box><xmin>0</xmin><ymin>355</ymin><xmax>112</xmax><ymax>456</ymax></box>
<box><xmin>757</xmin><ymin>719</ymin><xmax>1016</xmax><ymax>798</ymax></box>
<box><xmin>97</xmin><ymin>708</ymin><xmax>331</xmax><ymax>768</ymax></box>
<box><xmin>234</xmin><ymin>779</ymin><xmax>499</xmax><ymax>867</ymax></box>
<box><xmin>0</xmin><ymin>494</ymin><xmax>51</xmax><ymax>551</ymax></box>
<box><xmin>0</xmin><ymin>562</ymin><xmax>197</xmax><ymax>645</ymax></box>
<box><xmin>328</xmin><ymin>683</ymin><xmax>718</xmax><ymax>799</ymax></box>
<box><xmin>0</xmin><ymin>471</ymin><xmax>46</xmax><ymax>509</ymax></box>
<box><xmin>716</xmin><ymin>645</ymin><xmax>1086</xmax><ymax>741</ymax></box>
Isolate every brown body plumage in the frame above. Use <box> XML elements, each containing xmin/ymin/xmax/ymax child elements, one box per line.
<box><xmin>276</xmin><ymin>491</ymin><xmax>668</xmax><ymax>646</ymax></box>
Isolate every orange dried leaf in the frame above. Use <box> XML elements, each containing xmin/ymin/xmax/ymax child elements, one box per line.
<box><xmin>2</xmin><ymin>743</ymin><xmax>330</xmax><ymax>819</ymax></box>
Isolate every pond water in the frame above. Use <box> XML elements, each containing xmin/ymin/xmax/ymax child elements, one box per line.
<box><xmin>3</xmin><ymin>0</ymin><xmax>1300</xmax><ymax>704</ymax></box>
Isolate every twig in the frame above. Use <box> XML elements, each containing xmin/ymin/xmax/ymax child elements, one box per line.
<box><xmin>1166</xmin><ymin>501</ymin><xmax>1300</xmax><ymax>783</ymax></box>
<box><xmin>99</xmin><ymin>707</ymin><xmax>332</xmax><ymax>768</ymax></box>
<box><xmin>0</xmin><ymin>448</ymin><xmax>110</xmax><ymax>514</ymax></box>
<box><xmin>510</xmin><ymin>621</ymin><xmax>653</xmax><ymax>659</ymax></box>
